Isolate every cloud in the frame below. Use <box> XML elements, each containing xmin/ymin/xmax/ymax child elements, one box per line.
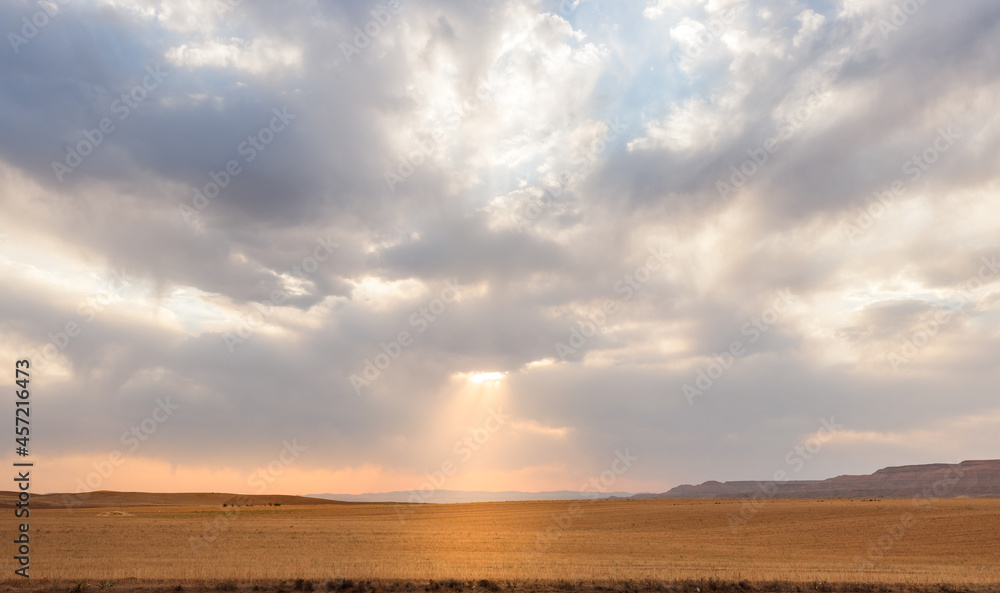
<box><xmin>1</xmin><ymin>0</ymin><xmax>999</xmax><ymax>495</ymax></box>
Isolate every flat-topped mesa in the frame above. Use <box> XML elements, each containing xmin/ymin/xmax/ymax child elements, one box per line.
<box><xmin>636</xmin><ymin>459</ymin><xmax>1000</xmax><ymax>499</ymax></box>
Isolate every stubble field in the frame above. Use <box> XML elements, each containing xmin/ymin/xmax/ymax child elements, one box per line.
<box><xmin>4</xmin><ymin>498</ymin><xmax>1000</xmax><ymax>589</ymax></box>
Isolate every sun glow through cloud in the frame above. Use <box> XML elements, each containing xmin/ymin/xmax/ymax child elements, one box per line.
<box><xmin>462</xmin><ymin>371</ymin><xmax>508</xmax><ymax>385</ymax></box>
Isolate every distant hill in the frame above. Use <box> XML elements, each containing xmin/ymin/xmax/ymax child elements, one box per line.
<box><xmin>309</xmin><ymin>490</ymin><xmax>636</xmax><ymax>504</ymax></box>
<box><xmin>10</xmin><ymin>460</ymin><xmax>997</xmax><ymax>509</ymax></box>
<box><xmin>0</xmin><ymin>490</ymin><xmax>350</xmax><ymax>509</ymax></box>
<box><xmin>631</xmin><ymin>459</ymin><xmax>1000</xmax><ymax>499</ymax></box>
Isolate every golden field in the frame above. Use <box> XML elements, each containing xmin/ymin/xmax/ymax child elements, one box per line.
<box><xmin>6</xmin><ymin>498</ymin><xmax>1000</xmax><ymax>586</ymax></box>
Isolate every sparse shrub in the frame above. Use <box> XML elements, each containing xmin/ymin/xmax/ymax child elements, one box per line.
<box><xmin>476</xmin><ymin>580</ymin><xmax>500</xmax><ymax>592</ymax></box>
<box><xmin>216</xmin><ymin>582</ymin><xmax>238</xmax><ymax>591</ymax></box>
<box><xmin>324</xmin><ymin>582</ymin><xmax>336</xmax><ymax>592</ymax></box>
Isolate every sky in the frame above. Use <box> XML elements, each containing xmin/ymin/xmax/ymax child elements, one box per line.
<box><xmin>0</xmin><ymin>0</ymin><xmax>998</xmax><ymax>497</ymax></box>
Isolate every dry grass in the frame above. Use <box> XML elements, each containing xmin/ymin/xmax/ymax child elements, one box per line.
<box><xmin>6</xmin><ymin>498</ymin><xmax>1000</xmax><ymax>585</ymax></box>
<box><xmin>1</xmin><ymin>580</ymin><xmax>996</xmax><ymax>593</ymax></box>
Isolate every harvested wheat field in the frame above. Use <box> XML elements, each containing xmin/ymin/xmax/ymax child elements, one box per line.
<box><xmin>4</xmin><ymin>498</ymin><xmax>999</xmax><ymax>588</ymax></box>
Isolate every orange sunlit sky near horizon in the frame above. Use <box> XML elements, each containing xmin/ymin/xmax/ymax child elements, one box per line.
<box><xmin>2</xmin><ymin>0</ymin><xmax>999</xmax><ymax>498</ymax></box>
